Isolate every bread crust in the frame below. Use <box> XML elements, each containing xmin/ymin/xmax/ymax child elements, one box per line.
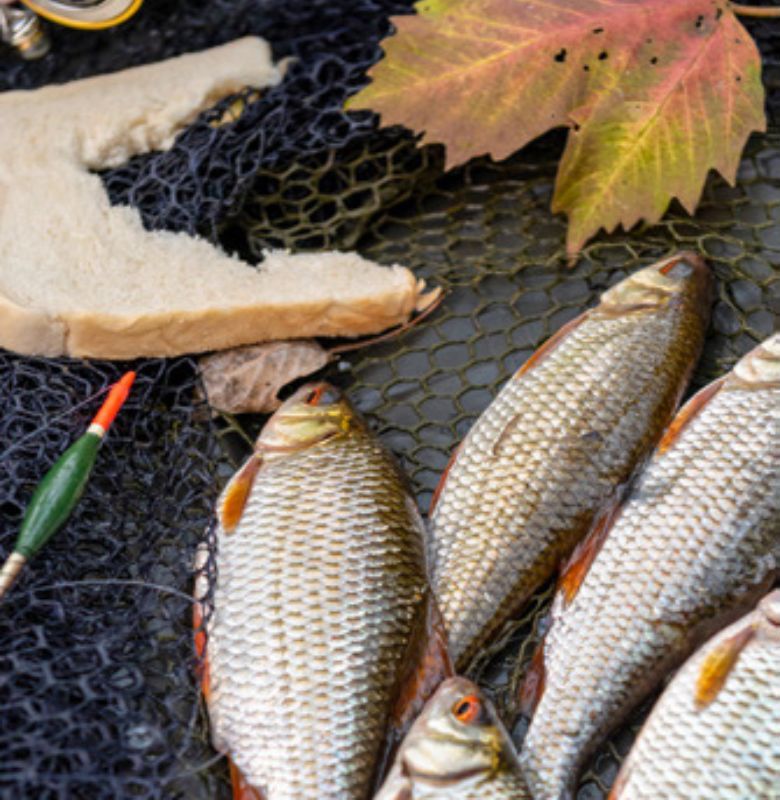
<box><xmin>0</xmin><ymin>293</ymin><xmax>66</xmax><ymax>357</ymax></box>
<box><xmin>0</xmin><ymin>40</ymin><xmax>436</xmax><ymax>360</ymax></box>
<box><xmin>60</xmin><ymin>278</ymin><xmax>431</xmax><ymax>358</ymax></box>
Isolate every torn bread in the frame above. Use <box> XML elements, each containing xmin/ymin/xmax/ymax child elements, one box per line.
<box><xmin>0</xmin><ymin>38</ymin><xmax>436</xmax><ymax>359</ymax></box>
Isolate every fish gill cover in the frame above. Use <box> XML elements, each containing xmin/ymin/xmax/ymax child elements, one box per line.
<box><xmin>0</xmin><ymin>1</ymin><xmax>778</xmax><ymax>797</ymax></box>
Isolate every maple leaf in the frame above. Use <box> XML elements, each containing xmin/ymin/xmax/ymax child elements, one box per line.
<box><xmin>347</xmin><ymin>0</ymin><xmax>766</xmax><ymax>254</ymax></box>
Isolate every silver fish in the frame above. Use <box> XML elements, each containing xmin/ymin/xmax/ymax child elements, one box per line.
<box><xmin>520</xmin><ymin>333</ymin><xmax>780</xmax><ymax>800</ymax></box>
<box><xmin>610</xmin><ymin>590</ymin><xmax>780</xmax><ymax>799</ymax></box>
<box><xmin>194</xmin><ymin>383</ymin><xmax>441</xmax><ymax>800</ymax></box>
<box><xmin>429</xmin><ymin>253</ymin><xmax>712</xmax><ymax>668</ymax></box>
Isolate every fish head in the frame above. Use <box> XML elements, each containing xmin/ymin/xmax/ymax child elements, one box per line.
<box><xmin>387</xmin><ymin>677</ymin><xmax>512</xmax><ymax>788</ymax></box>
<box><xmin>598</xmin><ymin>251</ymin><xmax>712</xmax><ymax>316</ymax></box>
<box><xmin>732</xmin><ymin>333</ymin><xmax>780</xmax><ymax>387</ymax></box>
<box><xmin>257</xmin><ymin>382</ymin><xmax>358</xmax><ymax>453</ymax></box>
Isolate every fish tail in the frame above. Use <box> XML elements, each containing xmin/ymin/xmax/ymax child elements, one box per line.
<box><xmin>518</xmin><ymin>642</ymin><xmax>546</xmax><ymax>717</ymax></box>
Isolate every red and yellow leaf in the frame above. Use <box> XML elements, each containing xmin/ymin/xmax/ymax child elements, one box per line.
<box><xmin>348</xmin><ymin>0</ymin><xmax>766</xmax><ymax>255</ymax></box>
<box><xmin>552</xmin><ymin>2</ymin><xmax>765</xmax><ymax>253</ymax></box>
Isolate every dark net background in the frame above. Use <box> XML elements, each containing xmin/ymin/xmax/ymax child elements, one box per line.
<box><xmin>0</xmin><ymin>1</ymin><xmax>778</xmax><ymax>798</ymax></box>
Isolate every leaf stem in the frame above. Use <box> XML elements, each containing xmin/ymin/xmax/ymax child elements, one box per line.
<box><xmin>328</xmin><ymin>288</ymin><xmax>446</xmax><ymax>356</ymax></box>
<box><xmin>730</xmin><ymin>3</ymin><xmax>780</xmax><ymax>18</ymax></box>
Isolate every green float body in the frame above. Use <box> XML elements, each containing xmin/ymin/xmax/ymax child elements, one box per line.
<box><xmin>14</xmin><ymin>431</ymin><xmax>102</xmax><ymax>558</ymax></box>
<box><xmin>0</xmin><ymin>370</ymin><xmax>135</xmax><ymax>601</ymax></box>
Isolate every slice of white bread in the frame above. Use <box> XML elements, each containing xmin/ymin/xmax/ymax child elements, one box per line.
<box><xmin>0</xmin><ymin>38</ymin><xmax>436</xmax><ymax>359</ymax></box>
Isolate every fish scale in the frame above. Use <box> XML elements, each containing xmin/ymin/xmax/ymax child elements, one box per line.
<box><xmin>521</xmin><ymin>334</ymin><xmax>780</xmax><ymax>800</ymax></box>
<box><xmin>611</xmin><ymin>592</ymin><xmax>780</xmax><ymax>799</ymax></box>
<box><xmin>430</xmin><ymin>254</ymin><xmax>711</xmax><ymax>668</ymax></box>
<box><xmin>202</xmin><ymin>388</ymin><xmax>429</xmax><ymax>800</ymax></box>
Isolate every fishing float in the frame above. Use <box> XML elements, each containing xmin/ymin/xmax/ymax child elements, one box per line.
<box><xmin>0</xmin><ymin>371</ymin><xmax>136</xmax><ymax>600</ymax></box>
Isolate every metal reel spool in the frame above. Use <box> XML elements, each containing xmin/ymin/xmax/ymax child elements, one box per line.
<box><xmin>21</xmin><ymin>0</ymin><xmax>143</xmax><ymax>29</ymax></box>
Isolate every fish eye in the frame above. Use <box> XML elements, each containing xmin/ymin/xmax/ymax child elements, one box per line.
<box><xmin>452</xmin><ymin>694</ymin><xmax>481</xmax><ymax>724</ymax></box>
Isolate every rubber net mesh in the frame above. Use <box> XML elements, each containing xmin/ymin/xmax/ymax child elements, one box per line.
<box><xmin>0</xmin><ymin>1</ymin><xmax>778</xmax><ymax>797</ymax></box>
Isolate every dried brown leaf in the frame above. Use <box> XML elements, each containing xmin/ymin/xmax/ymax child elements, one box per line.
<box><xmin>199</xmin><ymin>341</ymin><xmax>330</xmax><ymax>414</ymax></box>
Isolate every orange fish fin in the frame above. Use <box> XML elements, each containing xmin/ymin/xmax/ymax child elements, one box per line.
<box><xmin>657</xmin><ymin>377</ymin><xmax>726</xmax><ymax>455</ymax></box>
<box><xmin>192</xmin><ymin>600</ymin><xmax>212</xmax><ymax>703</ymax></box>
<box><xmin>607</xmin><ymin>769</ymin><xmax>631</xmax><ymax>800</ymax></box>
<box><xmin>391</xmin><ymin>593</ymin><xmax>454</xmax><ymax>727</ymax></box>
<box><xmin>229</xmin><ymin>759</ymin><xmax>266</xmax><ymax>800</ymax></box>
<box><xmin>192</xmin><ymin>542</ymin><xmax>212</xmax><ymax>702</ymax></box>
<box><xmin>373</xmin><ymin>593</ymin><xmax>454</xmax><ymax>792</ymax></box>
<box><xmin>513</xmin><ymin>312</ymin><xmax>589</xmax><ymax>380</ymax></box>
<box><xmin>518</xmin><ymin>642</ymin><xmax>546</xmax><ymax>717</ymax></box>
<box><xmin>558</xmin><ymin>499</ymin><xmax>623</xmax><ymax>606</ymax></box>
<box><xmin>694</xmin><ymin>624</ymin><xmax>756</xmax><ymax>708</ymax></box>
<box><xmin>218</xmin><ymin>454</ymin><xmax>262</xmax><ymax>532</ymax></box>
<box><xmin>429</xmin><ymin>442</ymin><xmax>463</xmax><ymax>516</ymax></box>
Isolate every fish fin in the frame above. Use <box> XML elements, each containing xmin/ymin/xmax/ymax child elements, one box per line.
<box><xmin>229</xmin><ymin>759</ymin><xmax>266</xmax><ymax>800</ymax></box>
<box><xmin>429</xmin><ymin>442</ymin><xmax>463</xmax><ymax>516</ymax></box>
<box><xmin>518</xmin><ymin>497</ymin><xmax>623</xmax><ymax>715</ymax></box>
<box><xmin>218</xmin><ymin>454</ymin><xmax>262</xmax><ymax>533</ymax></box>
<box><xmin>657</xmin><ymin>377</ymin><xmax>726</xmax><ymax>455</ymax></box>
<box><xmin>695</xmin><ymin>624</ymin><xmax>756</xmax><ymax>708</ymax></box>
<box><xmin>607</xmin><ymin>769</ymin><xmax>631</xmax><ymax>800</ymax></box>
<box><xmin>513</xmin><ymin>312</ymin><xmax>589</xmax><ymax>380</ymax></box>
<box><xmin>558</xmin><ymin>498</ymin><xmax>623</xmax><ymax>606</ymax></box>
<box><xmin>192</xmin><ymin>598</ymin><xmax>212</xmax><ymax>703</ymax></box>
<box><xmin>373</xmin><ymin>593</ymin><xmax>454</xmax><ymax>793</ymax></box>
<box><xmin>192</xmin><ymin>541</ymin><xmax>212</xmax><ymax>703</ymax></box>
<box><xmin>391</xmin><ymin>593</ymin><xmax>454</xmax><ymax>726</ymax></box>
<box><xmin>518</xmin><ymin>642</ymin><xmax>546</xmax><ymax>717</ymax></box>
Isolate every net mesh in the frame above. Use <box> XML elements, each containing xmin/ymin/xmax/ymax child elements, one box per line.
<box><xmin>0</xmin><ymin>1</ymin><xmax>778</xmax><ymax>798</ymax></box>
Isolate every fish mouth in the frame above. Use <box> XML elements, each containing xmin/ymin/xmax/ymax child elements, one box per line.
<box><xmin>599</xmin><ymin>251</ymin><xmax>712</xmax><ymax>315</ymax></box>
<box><xmin>404</xmin><ymin>763</ymin><xmax>490</xmax><ymax>787</ymax></box>
<box><xmin>402</xmin><ymin>732</ymin><xmax>503</xmax><ymax>788</ymax></box>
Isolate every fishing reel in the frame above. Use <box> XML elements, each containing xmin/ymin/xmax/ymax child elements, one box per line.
<box><xmin>1</xmin><ymin>0</ymin><xmax>143</xmax><ymax>59</ymax></box>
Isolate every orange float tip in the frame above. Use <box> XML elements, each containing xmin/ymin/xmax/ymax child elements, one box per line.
<box><xmin>90</xmin><ymin>371</ymin><xmax>136</xmax><ymax>433</ymax></box>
